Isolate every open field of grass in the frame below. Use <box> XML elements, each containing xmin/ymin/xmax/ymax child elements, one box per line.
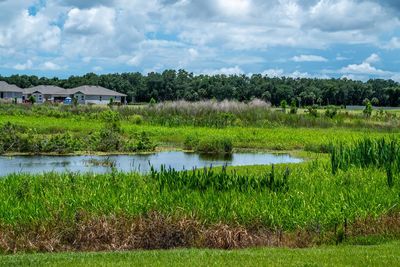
<box><xmin>2</xmin><ymin>241</ymin><xmax>400</xmax><ymax>267</ymax></box>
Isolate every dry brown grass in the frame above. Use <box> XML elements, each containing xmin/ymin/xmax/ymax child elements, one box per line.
<box><xmin>1</xmin><ymin>212</ymin><xmax>399</xmax><ymax>253</ymax></box>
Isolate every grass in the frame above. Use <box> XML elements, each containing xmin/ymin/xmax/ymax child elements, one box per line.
<box><xmin>1</xmin><ymin>114</ymin><xmax>399</xmax><ymax>153</ymax></box>
<box><xmin>0</xmin><ymin>104</ymin><xmax>400</xmax><ymax>258</ymax></box>
<box><xmin>1</xmin><ymin>241</ymin><xmax>400</xmax><ymax>267</ymax></box>
<box><xmin>0</xmin><ymin>161</ymin><xmax>399</xmax><ymax>252</ymax></box>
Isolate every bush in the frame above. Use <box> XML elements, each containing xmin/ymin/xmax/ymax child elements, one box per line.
<box><xmin>184</xmin><ymin>135</ymin><xmax>200</xmax><ymax>150</ymax></box>
<box><xmin>306</xmin><ymin>105</ymin><xmax>318</xmax><ymax>117</ymax></box>
<box><xmin>196</xmin><ymin>136</ymin><xmax>233</xmax><ymax>154</ymax></box>
<box><xmin>289</xmin><ymin>100</ymin><xmax>297</xmax><ymax>114</ymax></box>
<box><xmin>325</xmin><ymin>106</ymin><xmax>338</xmax><ymax>119</ymax></box>
<box><xmin>130</xmin><ymin>115</ymin><xmax>144</xmax><ymax>125</ymax></box>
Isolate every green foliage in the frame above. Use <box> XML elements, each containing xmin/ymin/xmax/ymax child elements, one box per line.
<box><xmin>130</xmin><ymin>114</ymin><xmax>144</xmax><ymax>125</ymax></box>
<box><xmin>0</xmin><ymin>162</ymin><xmax>398</xmax><ymax>232</ymax></box>
<box><xmin>325</xmin><ymin>106</ymin><xmax>338</xmax><ymax>119</ymax></box>
<box><xmin>363</xmin><ymin>100</ymin><xmax>373</xmax><ymax>117</ymax></box>
<box><xmin>2</xmin><ymin>72</ymin><xmax>400</xmax><ymax>106</ymax></box>
<box><xmin>152</xmin><ymin>165</ymin><xmax>289</xmax><ymax>192</ymax></box>
<box><xmin>28</xmin><ymin>95</ymin><xmax>36</xmax><ymax>104</ymax></box>
<box><xmin>184</xmin><ymin>135</ymin><xmax>233</xmax><ymax>154</ymax></box>
<box><xmin>195</xmin><ymin>136</ymin><xmax>233</xmax><ymax>154</ymax></box>
<box><xmin>330</xmin><ymin>138</ymin><xmax>400</xmax><ymax>187</ymax></box>
<box><xmin>280</xmin><ymin>100</ymin><xmax>287</xmax><ymax>112</ymax></box>
<box><xmin>289</xmin><ymin>99</ymin><xmax>297</xmax><ymax>114</ymax></box>
<box><xmin>307</xmin><ymin>105</ymin><xmax>319</xmax><ymax>117</ymax></box>
<box><xmin>149</xmin><ymin>98</ymin><xmax>157</xmax><ymax>105</ymax></box>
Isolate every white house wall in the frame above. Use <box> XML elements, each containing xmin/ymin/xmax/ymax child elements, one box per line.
<box><xmin>0</xmin><ymin>92</ymin><xmax>23</xmax><ymax>103</ymax></box>
<box><xmin>84</xmin><ymin>95</ymin><xmax>122</xmax><ymax>104</ymax></box>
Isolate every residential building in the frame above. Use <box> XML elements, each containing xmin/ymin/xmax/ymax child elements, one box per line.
<box><xmin>0</xmin><ymin>81</ymin><xmax>23</xmax><ymax>103</ymax></box>
<box><xmin>67</xmin><ymin>86</ymin><xmax>127</xmax><ymax>104</ymax></box>
<box><xmin>23</xmin><ymin>85</ymin><xmax>69</xmax><ymax>104</ymax></box>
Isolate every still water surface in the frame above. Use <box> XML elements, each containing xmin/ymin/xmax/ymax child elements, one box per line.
<box><xmin>0</xmin><ymin>151</ymin><xmax>302</xmax><ymax>177</ymax></box>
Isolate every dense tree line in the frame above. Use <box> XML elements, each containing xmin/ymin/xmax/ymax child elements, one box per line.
<box><xmin>1</xmin><ymin>70</ymin><xmax>400</xmax><ymax>106</ymax></box>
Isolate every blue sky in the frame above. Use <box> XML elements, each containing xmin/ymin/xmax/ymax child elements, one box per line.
<box><xmin>0</xmin><ymin>0</ymin><xmax>400</xmax><ymax>80</ymax></box>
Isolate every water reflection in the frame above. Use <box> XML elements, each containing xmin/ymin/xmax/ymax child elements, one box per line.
<box><xmin>0</xmin><ymin>151</ymin><xmax>303</xmax><ymax>177</ymax></box>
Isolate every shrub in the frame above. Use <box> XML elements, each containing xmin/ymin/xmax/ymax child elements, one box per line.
<box><xmin>325</xmin><ymin>106</ymin><xmax>338</xmax><ymax>119</ymax></box>
<box><xmin>195</xmin><ymin>136</ymin><xmax>233</xmax><ymax>154</ymax></box>
<box><xmin>289</xmin><ymin>100</ymin><xmax>297</xmax><ymax>114</ymax></box>
<box><xmin>130</xmin><ymin>115</ymin><xmax>144</xmax><ymax>125</ymax></box>
<box><xmin>280</xmin><ymin>100</ymin><xmax>287</xmax><ymax>112</ymax></box>
<box><xmin>306</xmin><ymin>105</ymin><xmax>318</xmax><ymax>117</ymax></box>
<box><xmin>184</xmin><ymin>135</ymin><xmax>200</xmax><ymax>150</ymax></box>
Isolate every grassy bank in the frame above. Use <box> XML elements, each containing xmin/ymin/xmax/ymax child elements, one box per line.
<box><xmin>1</xmin><ymin>114</ymin><xmax>399</xmax><ymax>153</ymax></box>
<box><xmin>2</xmin><ymin>241</ymin><xmax>400</xmax><ymax>267</ymax></box>
<box><xmin>0</xmin><ymin>160</ymin><xmax>399</xmax><ymax>252</ymax></box>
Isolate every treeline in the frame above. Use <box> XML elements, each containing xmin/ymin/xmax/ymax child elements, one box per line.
<box><xmin>1</xmin><ymin>70</ymin><xmax>400</xmax><ymax>106</ymax></box>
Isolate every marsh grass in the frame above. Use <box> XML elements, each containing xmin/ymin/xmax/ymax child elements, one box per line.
<box><xmin>330</xmin><ymin>137</ymin><xmax>400</xmax><ymax>187</ymax></box>
<box><xmin>0</xmin><ymin>161</ymin><xmax>399</xmax><ymax>252</ymax></box>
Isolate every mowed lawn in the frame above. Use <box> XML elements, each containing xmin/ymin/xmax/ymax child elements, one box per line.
<box><xmin>2</xmin><ymin>242</ymin><xmax>399</xmax><ymax>267</ymax></box>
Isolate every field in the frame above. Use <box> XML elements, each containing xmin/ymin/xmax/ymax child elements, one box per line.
<box><xmin>0</xmin><ymin>102</ymin><xmax>400</xmax><ymax>264</ymax></box>
<box><xmin>2</xmin><ymin>241</ymin><xmax>400</xmax><ymax>267</ymax></box>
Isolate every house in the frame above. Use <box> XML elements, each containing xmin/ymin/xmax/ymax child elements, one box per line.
<box><xmin>0</xmin><ymin>81</ymin><xmax>23</xmax><ymax>103</ymax></box>
<box><xmin>23</xmin><ymin>85</ymin><xmax>69</xmax><ymax>104</ymax></box>
<box><xmin>67</xmin><ymin>86</ymin><xmax>127</xmax><ymax>105</ymax></box>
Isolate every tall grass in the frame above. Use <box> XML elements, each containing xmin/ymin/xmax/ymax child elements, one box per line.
<box><xmin>1</xmin><ymin>102</ymin><xmax>399</xmax><ymax>130</ymax></box>
<box><xmin>330</xmin><ymin>138</ymin><xmax>400</xmax><ymax>187</ymax></box>
<box><xmin>151</xmin><ymin>165</ymin><xmax>289</xmax><ymax>192</ymax></box>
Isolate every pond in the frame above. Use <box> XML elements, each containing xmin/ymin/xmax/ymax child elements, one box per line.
<box><xmin>0</xmin><ymin>151</ymin><xmax>303</xmax><ymax>177</ymax></box>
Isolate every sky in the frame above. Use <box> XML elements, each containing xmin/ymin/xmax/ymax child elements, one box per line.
<box><xmin>1</xmin><ymin>0</ymin><xmax>400</xmax><ymax>80</ymax></box>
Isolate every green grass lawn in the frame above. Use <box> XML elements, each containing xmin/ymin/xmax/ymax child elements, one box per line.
<box><xmin>2</xmin><ymin>242</ymin><xmax>399</xmax><ymax>267</ymax></box>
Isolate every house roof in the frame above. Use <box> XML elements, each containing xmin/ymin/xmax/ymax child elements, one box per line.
<box><xmin>67</xmin><ymin>86</ymin><xmax>127</xmax><ymax>97</ymax></box>
<box><xmin>24</xmin><ymin>85</ymin><xmax>68</xmax><ymax>95</ymax></box>
<box><xmin>0</xmin><ymin>81</ymin><xmax>23</xmax><ymax>93</ymax></box>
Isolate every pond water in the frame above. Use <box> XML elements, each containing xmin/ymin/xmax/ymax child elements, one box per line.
<box><xmin>0</xmin><ymin>151</ymin><xmax>303</xmax><ymax>177</ymax></box>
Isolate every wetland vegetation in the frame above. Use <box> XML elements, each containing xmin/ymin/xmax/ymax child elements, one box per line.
<box><xmin>0</xmin><ymin>101</ymin><xmax>399</xmax><ymax>254</ymax></box>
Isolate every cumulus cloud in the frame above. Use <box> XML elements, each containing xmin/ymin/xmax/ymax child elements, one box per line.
<box><xmin>0</xmin><ymin>0</ymin><xmax>400</xmax><ymax>77</ymax></box>
<box><xmin>64</xmin><ymin>7</ymin><xmax>115</xmax><ymax>35</ymax></box>
<box><xmin>340</xmin><ymin>54</ymin><xmax>387</xmax><ymax>75</ymax></box>
<box><xmin>381</xmin><ymin>37</ymin><xmax>400</xmax><ymax>50</ymax></box>
<box><xmin>14</xmin><ymin>60</ymin><xmax>33</xmax><ymax>70</ymax></box>
<box><xmin>291</xmin><ymin>54</ymin><xmax>328</xmax><ymax>62</ymax></box>
<box><xmin>262</xmin><ymin>68</ymin><xmax>329</xmax><ymax>79</ymax></box>
<box><xmin>203</xmin><ymin>66</ymin><xmax>244</xmax><ymax>75</ymax></box>
<box><xmin>40</xmin><ymin>61</ymin><xmax>63</xmax><ymax>70</ymax></box>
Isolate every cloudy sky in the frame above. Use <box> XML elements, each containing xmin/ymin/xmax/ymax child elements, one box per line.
<box><xmin>1</xmin><ymin>0</ymin><xmax>400</xmax><ymax>80</ymax></box>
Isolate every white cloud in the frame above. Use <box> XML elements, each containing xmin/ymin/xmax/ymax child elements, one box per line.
<box><xmin>340</xmin><ymin>54</ymin><xmax>387</xmax><ymax>75</ymax></box>
<box><xmin>364</xmin><ymin>53</ymin><xmax>380</xmax><ymax>64</ymax></box>
<box><xmin>14</xmin><ymin>60</ymin><xmax>33</xmax><ymax>70</ymax></box>
<box><xmin>381</xmin><ymin>37</ymin><xmax>400</xmax><ymax>50</ymax></box>
<box><xmin>204</xmin><ymin>66</ymin><xmax>244</xmax><ymax>75</ymax></box>
<box><xmin>64</xmin><ymin>7</ymin><xmax>116</xmax><ymax>35</ymax></box>
<box><xmin>291</xmin><ymin>54</ymin><xmax>328</xmax><ymax>62</ymax></box>
<box><xmin>340</xmin><ymin>62</ymin><xmax>387</xmax><ymax>75</ymax></box>
<box><xmin>127</xmin><ymin>54</ymin><xmax>143</xmax><ymax>67</ymax></box>
<box><xmin>262</xmin><ymin>68</ymin><xmax>284</xmax><ymax>77</ymax></box>
<box><xmin>40</xmin><ymin>61</ymin><xmax>62</xmax><ymax>70</ymax></box>
<box><xmin>0</xmin><ymin>0</ymin><xmax>400</xmax><ymax>76</ymax></box>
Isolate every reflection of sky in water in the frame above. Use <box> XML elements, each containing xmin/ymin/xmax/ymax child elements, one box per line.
<box><xmin>0</xmin><ymin>152</ymin><xmax>303</xmax><ymax>177</ymax></box>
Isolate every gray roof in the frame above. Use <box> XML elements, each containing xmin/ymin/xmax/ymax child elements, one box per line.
<box><xmin>68</xmin><ymin>86</ymin><xmax>127</xmax><ymax>97</ymax></box>
<box><xmin>24</xmin><ymin>85</ymin><xmax>68</xmax><ymax>95</ymax></box>
<box><xmin>0</xmin><ymin>81</ymin><xmax>23</xmax><ymax>93</ymax></box>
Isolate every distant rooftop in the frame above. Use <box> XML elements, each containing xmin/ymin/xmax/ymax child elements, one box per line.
<box><xmin>67</xmin><ymin>86</ymin><xmax>127</xmax><ymax>97</ymax></box>
<box><xmin>0</xmin><ymin>81</ymin><xmax>23</xmax><ymax>92</ymax></box>
<box><xmin>24</xmin><ymin>85</ymin><xmax>67</xmax><ymax>95</ymax></box>
<box><xmin>20</xmin><ymin>85</ymin><xmax>127</xmax><ymax>97</ymax></box>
